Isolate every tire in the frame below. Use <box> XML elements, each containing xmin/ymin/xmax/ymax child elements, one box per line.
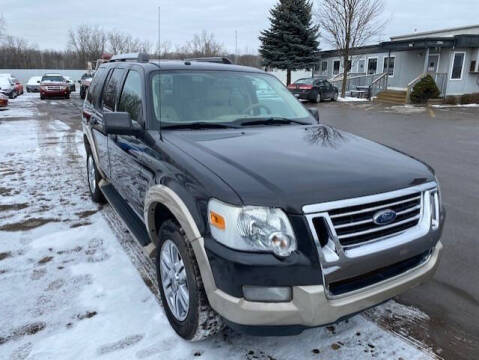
<box><xmin>9</xmin><ymin>91</ymin><xmax>16</xmax><ymax>99</ymax></box>
<box><xmin>332</xmin><ymin>91</ymin><xmax>338</xmax><ymax>101</ymax></box>
<box><xmin>65</xmin><ymin>93</ymin><xmax>70</xmax><ymax>99</ymax></box>
<box><xmin>80</xmin><ymin>88</ymin><xmax>86</xmax><ymax>100</ymax></box>
<box><xmin>86</xmin><ymin>153</ymin><xmax>105</xmax><ymax>203</ymax></box>
<box><xmin>27</xmin><ymin>89</ymin><xmax>31</xmax><ymax>93</ymax></box>
<box><xmin>40</xmin><ymin>94</ymin><xmax>45</xmax><ymax>100</ymax></box>
<box><xmin>314</xmin><ymin>91</ymin><xmax>321</xmax><ymax>103</ymax></box>
<box><xmin>157</xmin><ymin>220</ymin><xmax>223</xmax><ymax>341</ymax></box>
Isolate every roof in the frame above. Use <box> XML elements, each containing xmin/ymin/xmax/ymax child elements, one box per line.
<box><xmin>102</xmin><ymin>59</ymin><xmax>264</xmax><ymax>73</ymax></box>
<box><xmin>391</xmin><ymin>24</ymin><xmax>479</xmax><ymax>41</ymax></box>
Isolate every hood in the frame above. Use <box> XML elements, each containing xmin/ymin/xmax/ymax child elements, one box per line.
<box><xmin>164</xmin><ymin>125</ymin><xmax>434</xmax><ymax>214</ymax></box>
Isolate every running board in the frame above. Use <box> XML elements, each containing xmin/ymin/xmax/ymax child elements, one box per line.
<box><xmin>100</xmin><ymin>182</ymin><xmax>151</xmax><ymax>247</ymax></box>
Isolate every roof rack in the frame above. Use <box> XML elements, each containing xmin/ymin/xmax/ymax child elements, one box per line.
<box><xmin>184</xmin><ymin>57</ymin><xmax>233</xmax><ymax>64</ymax></box>
<box><xmin>110</xmin><ymin>52</ymin><xmax>150</xmax><ymax>63</ymax></box>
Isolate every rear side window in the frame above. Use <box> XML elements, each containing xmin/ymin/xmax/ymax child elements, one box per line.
<box><xmin>118</xmin><ymin>70</ymin><xmax>143</xmax><ymax>123</ymax></box>
<box><xmin>87</xmin><ymin>68</ymin><xmax>107</xmax><ymax>108</ymax></box>
<box><xmin>102</xmin><ymin>68</ymin><xmax>126</xmax><ymax>111</ymax></box>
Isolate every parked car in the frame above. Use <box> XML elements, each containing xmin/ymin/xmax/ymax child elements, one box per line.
<box><xmin>0</xmin><ymin>74</ymin><xmax>23</xmax><ymax>96</ymax></box>
<box><xmin>82</xmin><ymin>54</ymin><xmax>444</xmax><ymax>341</ymax></box>
<box><xmin>64</xmin><ymin>76</ymin><xmax>76</xmax><ymax>92</ymax></box>
<box><xmin>79</xmin><ymin>72</ymin><xmax>94</xmax><ymax>99</ymax></box>
<box><xmin>26</xmin><ymin>76</ymin><xmax>42</xmax><ymax>92</ymax></box>
<box><xmin>0</xmin><ymin>77</ymin><xmax>17</xmax><ymax>99</ymax></box>
<box><xmin>40</xmin><ymin>73</ymin><xmax>71</xmax><ymax>100</ymax></box>
<box><xmin>287</xmin><ymin>78</ymin><xmax>338</xmax><ymax>103</ymax></box>
<box><xmin>0</xmin><ymin>93</ymin><xmax>8</xmax><ymax>108</ymax></box>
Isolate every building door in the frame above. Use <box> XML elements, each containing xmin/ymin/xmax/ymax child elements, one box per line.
<box><xmin>427</xmin><ymin>54</ymin><xmax>439</xmax><ymax>73</ymax></box>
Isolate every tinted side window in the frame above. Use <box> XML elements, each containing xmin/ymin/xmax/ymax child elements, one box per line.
<box><xmin>87</xmin><ymin>68</ymin><xmax>107</xmax><ymax>108</ymax></box>
<box><xmin>118</xmin><ymin>70</ymin><xmax>143</xmax><ymax>123</ymax></box>
<box><xmin>102</xmin><ymin>68</ymin><xmax>126</xmax><ymax>111</ymax></box>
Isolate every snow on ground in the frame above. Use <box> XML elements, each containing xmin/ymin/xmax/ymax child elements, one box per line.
<box><xmin>0</xmin><ymin>96</ymin><xmax>436</xmax><ymax>359</ymax></box>
<box><xmin>431</xmin><ymin>103</ymin><xmax>479</xmax><ymax>108</ymax></box>
<box><xmin>337</xmin><ymin>96</ymin><xmax>369</xmax><ymax>102</ymax></box>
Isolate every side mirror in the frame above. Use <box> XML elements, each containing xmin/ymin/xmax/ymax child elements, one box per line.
<box><xmin>308</xmin><ymin>108</ymin><xmax>320</xmax><ymax>123</ymax></box>
<box><xmin>103</xmin><ymin>112</ymin><xmax>140</xmax><ymax>135</ymax></box>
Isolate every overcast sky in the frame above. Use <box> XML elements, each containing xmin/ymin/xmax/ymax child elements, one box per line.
<box><xmin>3</xmin><ymin>0</ymin><xmax>479</xmax><ymax>53</ymax></box>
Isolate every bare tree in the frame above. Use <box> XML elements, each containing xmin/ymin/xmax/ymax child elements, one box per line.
<box><xmin>0</xmin><ymin>15</ymin><xmax>6</xmax><ymax>42</ymax></box>
<box><xmin>68</xmin><ymin>24</ymin><xmax>107</xmax><ymax>67</ymax></box>
<box><xmin>316</xmin><ymin>0</ymin><xmax>385</xmax><ymax>97</ymax></box>
<box><xmin>107</xmin><ymin>30</ymin><xmax>152</xmax><ymax>54</ymax></box>
<box><xmin>186</xmin><ymin>30</ymin><xmax>225</xmax><ymax>57</ymax></box>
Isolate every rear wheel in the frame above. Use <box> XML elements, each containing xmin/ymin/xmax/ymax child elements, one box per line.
<box><xmin>86</xmin><ymin>153</ymin><xmax>105</xmax><ymax>203</ymax></box>
<box><xmin>157</xmin><ymin>220</ymin><xmax>223</xmax><ymax>341</ymax></box>
<box><xmin>65</xmin><ymin>93</ymin><xmax>70</xmax><ymax>99</ymax></box>
<box><xmin>332</xmin><ymin>91</ymin><xmax>338</xmax><ymax>101</ymax></box>
<box><xmin>315</xmin><ymin>91</ymin><xmax>321</xmax><ymax>103</ymax></box>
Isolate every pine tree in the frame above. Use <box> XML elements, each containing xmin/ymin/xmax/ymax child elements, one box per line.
<box><xmin>259</xmin><ymin>0</ymin><xmax>319</xmax><ymax>85</ymax></box>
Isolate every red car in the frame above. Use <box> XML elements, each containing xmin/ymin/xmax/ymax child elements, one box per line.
<box><xmin>40</xmin><ymin>73</ymin><xmax>71</xmax><ymax>99</ymax></box>
<box><xmin>12</xmin><ymin>77</ymin><xmax>24</xmax><ymax>95</ymax></box>
<box><xmin>0</xmin><ymin>93</ymin><xmax>8</xmax><ymax>108</ymax></box>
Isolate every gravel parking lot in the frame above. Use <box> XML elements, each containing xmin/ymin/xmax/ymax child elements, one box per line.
<box><xmin>0</xmin><ymin>93</ymin><xmax>477</xmax><ymax>359</ymax></box>
<box><xmin>308</xmin><ymin>100</ymin><xmax>479</xmax><ymax>360</ymax></box>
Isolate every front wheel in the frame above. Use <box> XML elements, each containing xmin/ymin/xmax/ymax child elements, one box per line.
<box><xmin>332</xmin><ymin>91</ymin><xmax>338</xmax><ymax>101</ymax></box>
<box><xmin>86</xmin><ymin>153</ymin><xmax>105</xmax><ymax>203</ymax></box>
<box><xmin>157</xmin><ymin>220</ymin><xmax>223</xmax><ymax>341</ymax></box>
<box><xmin>9</xmin><ymin>91</ymin><xmax>17</xmax><ymax>99</ymax></box>
<box><xmin>314</xmin><ymin>91</ymin><xmax>321</xmax><ymax>103</ymax></box>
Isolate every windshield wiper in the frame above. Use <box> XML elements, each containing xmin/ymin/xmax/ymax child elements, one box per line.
<box><xmin>162</xmin><ymin>122</ymin><xmax>240</xmax><ymax>130</ymax></box>
<box><xmin>235</xmin><ymin>117</ymin><xmax>311</xmax><ymax>127</ymax></box>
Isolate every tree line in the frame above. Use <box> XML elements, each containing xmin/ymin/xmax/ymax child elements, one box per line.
<box><xmin>0</xmin><ymin>18</ymin><xmax>262</xmax><ymax>69</ymax></box>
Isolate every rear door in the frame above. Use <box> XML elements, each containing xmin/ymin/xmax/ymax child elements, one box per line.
<box><xmin>108</xmin><ymin>68</ymin><xmax>151</xmax><ymax>215</ymax></box>
<box><xmin>84</xmin><ymin>67</ymin><xmax>110</xmax><ymax>176</ymax></box>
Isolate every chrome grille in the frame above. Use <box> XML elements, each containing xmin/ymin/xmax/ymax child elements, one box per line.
<box><xmin>329</xmin><ymin>192</ymin><xmax>421</xmax><ymax>246</ymax></box>
<box><xmin>46</xmin><ymin>86</ymin><xmax>62</xmax><ymax>91</ymax></box>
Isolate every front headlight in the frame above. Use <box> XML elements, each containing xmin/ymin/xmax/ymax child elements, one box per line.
<box><xmin>430</xmin><ymin>177</ymin><xmax>442</xmax><ymax>230</ymax></box>
<box><xmin>208</xmin><ymin>199</ymin><xmax>297</xmax><ymax>257</ymax></box>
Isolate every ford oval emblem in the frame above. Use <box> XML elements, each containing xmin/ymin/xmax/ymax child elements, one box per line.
<box><xmin>373</xmin><ymin>209</ymin><xmax>397</xmax><ymax>225</ymax></box>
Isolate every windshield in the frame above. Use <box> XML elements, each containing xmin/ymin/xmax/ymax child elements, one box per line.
<box><xmin>294</xmin><ymin>78</ymin><xmax>314</xmax><ymax>85</ymax></box>
<box><xmin>41</xmin><ymin>75</ymin><xmax>64</xmax><ymax>82</ymax></box>
<box><xmin>28</xmin><ymin>77</ymin><xmax>41</xmax><ymax>84</ymax></box>
<box><xmin>151</xmin><ymin>71</ymin><xmax>312</xmax><ymax>127</ymax></box>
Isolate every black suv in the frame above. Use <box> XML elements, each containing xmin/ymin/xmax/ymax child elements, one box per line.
<box><xmin>82</xmin><ymin>53</ymin><xmax>444</xmax><ymax>341</ymax></box>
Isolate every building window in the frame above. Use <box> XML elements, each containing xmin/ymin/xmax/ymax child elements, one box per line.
<box><xmin>367</xmin><ymin>58</ymin><xmax>378</xmax><ymax>75</ymax></box>
<box><xmin>321</xmin><ymin>61</ymin><xmax>328</xmax><ymax>72</ymax></box>
<box><xmin>451</xmin><ymin>52</ymin><xmax>465</xmax><ymax>80</ymax></box>
<box><xmin>383</xmin><ymin>56</ymin><xmax>395</xmax><ymax>76</ymax></box>
<box><xmin>333</xmin><ymin>60</ymin><xmax>340</xmax><ymax>75</ymax></box>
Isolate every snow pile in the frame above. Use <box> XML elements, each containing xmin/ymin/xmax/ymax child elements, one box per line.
<box><xmin>337</xmin><ymin>96</ymin><xmax>369</xmax><ymax>102</ymax></box>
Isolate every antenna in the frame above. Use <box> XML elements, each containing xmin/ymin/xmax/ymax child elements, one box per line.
<box><xmin>158</xmin><ymin>6</ymin><xmax>161</xmax><ymax>58</ymax></box>
<box><xmin>235</xmin><ymin>30</ymin><xmax>238</xmax><ymax>64</ymax></box>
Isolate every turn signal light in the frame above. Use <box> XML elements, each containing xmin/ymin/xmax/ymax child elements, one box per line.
<box><xmin>210</xmin><ymin>211</ymin><xmax>225</xmax><ymax>230</ymax></box>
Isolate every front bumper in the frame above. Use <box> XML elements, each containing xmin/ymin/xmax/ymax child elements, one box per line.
<box><xmin>202</xmin><ymin>241</ymin><xmax>442</xmax><ymax>330</ymax></box>
<box><xmin>40</xmin><ymin>89</ymin><xmax>70</xmax><ymax>97</ymax></box>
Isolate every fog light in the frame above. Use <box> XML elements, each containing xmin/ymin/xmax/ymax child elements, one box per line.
<box><xmin>242</xmin><ymin>286</ymin><xmax>292</xmax><ymax>302</ymax></box>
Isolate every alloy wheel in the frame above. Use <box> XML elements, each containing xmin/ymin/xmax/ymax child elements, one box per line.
<box><xmin>160</xmin><ymin>239</ymin><xmax>189</xmax><ymax>321</ymax></box>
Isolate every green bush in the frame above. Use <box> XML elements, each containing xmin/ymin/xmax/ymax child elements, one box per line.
<box><xmin>461</xmin><ymin>93</ymin><xmax>479</xmax><ymax>104</ymax></box>
<box><xmin>410</xmin><ymin>75</ymin><xmax>441</xmax><ymax>104</ymax></box>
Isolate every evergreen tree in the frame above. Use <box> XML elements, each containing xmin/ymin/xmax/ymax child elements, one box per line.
<box><xmin>259</xmin><ymin>0</ymin><xmax>319</xmax><ymax>85</ymax></box>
